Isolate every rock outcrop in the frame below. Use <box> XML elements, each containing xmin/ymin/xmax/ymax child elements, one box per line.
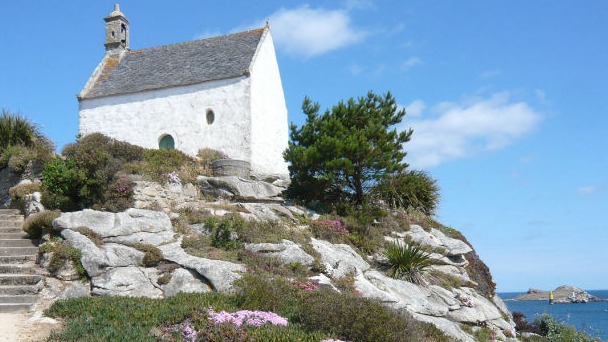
<box><xmin>515</xmin><ymin>285</ymin><xmax>607</xmax><ymax>303</ymax></box>
<box><xmin>26</xmin><ymin>179</ymin><xmax>518</xmax><ymax>342</ymax></box>
<box><xmin>47</xmin><ymin>208</ymin><xmax>244</xmax><ymax>298</ymax></box>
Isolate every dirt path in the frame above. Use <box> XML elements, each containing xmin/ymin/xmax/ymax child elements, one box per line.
<box><xmin>0</xmin><ymin>312</ymin><xmax>60</xmax><ymax>342</ymax></box>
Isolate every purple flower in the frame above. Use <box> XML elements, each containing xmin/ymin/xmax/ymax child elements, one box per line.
<box><xmin>208</xmin><ymin>308</ymin><xmax>288</xmax><ymax>328</ymax></box>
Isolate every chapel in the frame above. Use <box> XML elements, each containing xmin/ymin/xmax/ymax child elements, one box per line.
<box><xmin>78</xmin><ymin>4</ymin><xmax>289</xmax><ymax>178</ymax></box>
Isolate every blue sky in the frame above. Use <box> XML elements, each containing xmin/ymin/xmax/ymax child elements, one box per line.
<box><xmin>1</xmin><ymin>1</ymin><xmax>606</xmax><ymax>292</ymax></box>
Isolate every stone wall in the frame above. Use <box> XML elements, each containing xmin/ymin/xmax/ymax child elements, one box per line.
<box><xmin>132</xmin><ymin>181</ymin><xmax>200</xmax><ymax>211</ymax></box>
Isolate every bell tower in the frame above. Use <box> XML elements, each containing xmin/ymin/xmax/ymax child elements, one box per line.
<box><xmin>104</xmin><ymin>4</ymin><xmax>129</xmax><ymax>51</ymax></box>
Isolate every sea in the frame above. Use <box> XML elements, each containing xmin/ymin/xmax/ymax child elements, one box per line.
<box><xmin>499</xmin><ymin>290</ymin><xmax>608</xmax><ymax>341</ymax></box>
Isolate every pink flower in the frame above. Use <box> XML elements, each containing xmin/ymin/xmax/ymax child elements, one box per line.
<box><xmin>207</xmin><ymin>308</ymin><xmax>288</xmax><ymax>328</ymax></box>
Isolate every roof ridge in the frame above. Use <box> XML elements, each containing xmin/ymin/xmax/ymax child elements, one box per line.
<box><xmin>129</xmin><ymin>26</ymin><xmax>266</xmax><ymax>54</ymax></box>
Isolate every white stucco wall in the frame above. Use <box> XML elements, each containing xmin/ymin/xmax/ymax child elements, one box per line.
<box><xmin>249</xmin><ymin>30</ymin><xmax>289</xmax><ymax>177</ymax></box>
<box><xmin>79</xmin><ymin>77</ymin><xmax>253</xmax><ymax>163</ymax></box>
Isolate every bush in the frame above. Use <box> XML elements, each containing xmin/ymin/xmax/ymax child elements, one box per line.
<box><xmin>73</xmin><ymin>226</ymin><xmax>103</xmax><ymax>247</ymax></box>
<box><xmin>43</xmin><ymin>240</ymin><xmax>86</xmax><ymax>279</ymax></box>
<box><xmin>298</xmin><ymin>288</ymin><xmax>448</xmax><ymax>342</ymax></box>
<box><xmin>383</xmin><ymin>241</ymin><xmax>432</xmax><ymax>285</ymax></box>
<box><xmin>8</xmin><ymin>182</ymin><xmax>41</xmax><ymax>208</ymax></box>
<box><xmin>132</xmin><ymin>243</ymin><xmax>163</xmax><ymax>267</ymax></box>
<box><xmin>207</xmin><ymin>215</ymin><xmax>246</xmax><ymax>250</ymax></box>
<box><xmin>536</xmin><ymin>313</ymin><xmax>599</xmax><ymax>341</ymax></box>
<box><xmin>0</xmin><ymin>109</ymin><xmax>53</xmax><ymax>153</ymax></box>
<box><xmin>373</xmin><ymin>170</ymin><xmax>440</xmax><ymax>215</ymax></box>
<box><xmin>41</xmin><ymin>157</ymin><xmax>86</xmax><ymax>211</ymax></box>
<box><xmin>22</xmin><ymin>210</ymin><xmax>61</xmax><ymax>239</ymax></box>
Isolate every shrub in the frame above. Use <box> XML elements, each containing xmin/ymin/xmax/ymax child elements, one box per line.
<box><xmin>44</xmin><ymin>240</ymin><xmax>87</xmax><ymax>279</ymax></box>
<box><xmin>383</xmin><ymin>241</ymin><xmax>432</xmax><ymax>285</ymax></box>
<box><xmin>310</xmin><ymin>218</ymin><xmax>348</xmax><ymax>242</ymax></box>
<box><xmin>41</xmin><ymin>157</ymin><xmax>86</xmax><ymax>211</ymax></box>
<box><xmin>0</xmin><ymin>109</ymin><xmax>53</xmax><ymax>152</ymax></box>
<box><xmin>8</xmin><ymin>182</ymin><xmax>41</xmax><ymax>208</ymax></box>
<box><xmin>132</xmin><ymin>243</ymin><xmax>163</xmax><ymax>267</ymax></box>
<box><xmin>98</xmin><ymin>175</ymin><xmax>134</xmax><ymax>212</ymax></box>
<box><xmin>298</xmin><ymin>288</ymin><xmax>449</xmax><ymax>342</ymax></box>
<box><xmin>373</xmin><ymin>170</ymin><xmax>440</xmax><ymax>215</ymax></box>
<box><xmin>22</xmin><ymin>210</ymin><xmax>61</xmax><ymax>239</ymax></box>
<box><xmin>73</xmin><ymin>226</ymin><xmax>103</xmax><ymax>246</ymax></box>
<box><xmin>536</xmin><ymin>313</ymin><xmax>599</xmax><ymax>342</ymax></box>
<box><xmin>207</xmin><ymin>215</ymin><xmax>246</xmax><ymax>250</ymax></box>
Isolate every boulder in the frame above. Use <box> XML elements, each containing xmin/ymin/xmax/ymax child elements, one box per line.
<box><xmin>198</xmin><ymin>176</ymin><xmax>284</xmax><ymax>201</ymax></box>
<box><xmin>61</xmin><ymin>229</ymin><xmax>144</xmax><ymax>277</ymax></box>
<box><xmin>162</xmin><ymin>268</ymin><xmax>212</xmax><ymax>297</ymax></box>
<box><xmin>361</xmin><ymin>270</ymin><xmax>449</xmax><ymax>317</ymax></box>
<box><xmin>159</xmin><ymin>240</ymin><xmax>245</xmax><ymax>292</ymax></box>
<box><xmin>447</xmin><ymin>287</ymin><xmax>503</xmax><ymax>324</ymax></box>
<box><xmin>24</xmin><ymin>191</ymin><xmax>44</xmax><ymax>217</ymax></box>
<box><xmin>91</xmin><ymin>266</ymin><xmax>163</xmax><ymax>298</ymax></box>
<box><xmin>54</xmin><ymin>208</ymin><xmax>175</xmax><ymax>246</ymax></box>
<box><xmin>58</xmin><ymin>281</ymin><xmax>91</xmax><ymax>300</ymax></box>
<box><xmin>244</xmin><ymin>239</ymin><xmax>314</xmax><ymax>266</ymax></box>
<box><xmin>310</xmin><ymin>238</ymin><xmax>370</xmax><ymax>278</ymax></box>
<box><xmin>410</xmin><ymin>312</ymin><xmax>476</xmax><ymax>342</ymax></box>
<box><xmin>430</xmin><ymin>228</ymin><xmax>472</xmax><ymax>256</ymax></box>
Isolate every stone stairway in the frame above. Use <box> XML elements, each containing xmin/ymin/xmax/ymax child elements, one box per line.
<box><xmin>0</xmin><ymin>209</ymin><xmax>41</xmax><ymax>313</ymax></box>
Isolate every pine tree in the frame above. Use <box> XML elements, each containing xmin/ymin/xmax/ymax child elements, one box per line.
<box><xmin>284</xmin><ymin>91</ymin><xmax>413</xmax><ymax>205</ymax></box>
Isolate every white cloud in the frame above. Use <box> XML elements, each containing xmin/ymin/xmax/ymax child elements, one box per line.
<box><xmin>401</xmin><ymin>57</ymin><xmax>422</xmax><ymax>70</ymax></box>
<box><xmin>268</xmin><ymin>6</ymin><xmax>367</xmax><ymax>57</ymax></box>
<box><xmin>577</xmin><ymin>186</ymin><xmax>597</xmax><ymax>195</ymax></box>
<box><xmin>404</xmin><ymin>100</ymin><xmax>425</xmax><ymax>117</ymax></box>
<box><xmin>403</xmin><ymin>92</ymin><xmax>542</xmax><ymax>168</ymax></box>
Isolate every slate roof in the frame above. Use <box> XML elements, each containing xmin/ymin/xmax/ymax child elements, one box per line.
<box><xmin>79</xmin><ymin>27</ymin><xmax>266</xmax><ymax>100</ymax></box>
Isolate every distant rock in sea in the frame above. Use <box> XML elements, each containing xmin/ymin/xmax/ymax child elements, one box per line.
<box><xmin>515</xmin><ymin>285</ymin><xmax>607</xmax><ymax>303</ymax></box>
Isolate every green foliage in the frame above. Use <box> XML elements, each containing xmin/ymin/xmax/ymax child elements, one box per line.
<box><xmin>132</xmin><ymin>243</ymin><xmax>163</xmax><ymax>267</ymax></box>
<box><xmin>22</xmin><ymin>210</ymin><xmax>61</xmax><ymax>239</ymax></box>
<box><xmin>298</xmin><ymin>286</ymin><xmax>449</xmax><ymax>342</ymax></box>
<box><xmin>8</xmin><ymin>182</ymin><xmax>41</xmax><ymax>208</ymax></box>
<box><xmin>374</xmin><ymin>169</ymin><xmax>440</xmax><ymax>215</ymax></box>
<box><xmin>41</xmin><ymin>157</ymin><xmax>86</xmax><ymax>211</ymax></box>
<box><xmin>0</xmin><ymin>108</ymin><xmax>53</xmax><ymax>153</ymax></box>
<box><xmin>284</xmin><ymin>91</ymin><xmax>413</xmax><ymax>205</ymax></box>
<box><xmin>536</xmin><ymin>314</ymin><xmax>600</xmax><ymax>342</ymax></box>
<box><xmin>131</xmin><ymin>148</ymin><xmax>197</xmax><ymax>183</ymax></box>
<box><xmin>384</xmin><ymin>241</ymin><xmax>432</xmax><ymax>285</ymax></box>
<box><xmin>43</xmin><ymin>240</ymin><xmax>87</xmax><ymax>279</ymax></box>
<box><xmin>207</xmin><ymin>215</ymin><xmax>246</xmax><ymax>250</ymax></box>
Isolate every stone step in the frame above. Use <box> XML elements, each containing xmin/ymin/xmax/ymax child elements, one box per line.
<box><xmin>0</xmin><ymin>233</ymin><xmax>26</xmax><ymax>239</ymax></box>
<box><xmin>0</xmin><ymin>221</ymin><xmax>23</xmax><ymax>229</ymax></box>
<box><xmin>0</xmin><ymin>295</ymin><xmax>37</xmax><ymax>304</ymax></box>
<box><xmin>0</xmin><ymin>247</ymin><xmax>38</xmax><ymax>256</ymax></box>
<box><xmin>0</xmin><ymin>255</ymin><xmax>36</xmax><ymax>264</ymax></box>
<box><xmin>0</xmin><ymin>274</ymin><xmax>42</xmax><ymax>286</ymax></box>
<box><xmin>0</xmin><ymin>285</ymin><xmax>40</xmax><ymax>295</ymax></box>
<box><xmin>0</xmin><ymin>264</ymin><xmax>36</xmax><ymax>274</ymax></box>
<box><xmin>0</xmin><ymin>209</ymin><xmax>21</xmax><ymax>215</ymax></box>
<box><xmin>0</xmin><ymin>239</ymin><xmax>36</xmax><ymax>248</ymax></box>
<box><xmin>0</xmin><ymin>227</ymin><xmax>24</xmax><ymax>234</ymax></box>
<box><xmin>0</xmin><ymin>303</ymin><xmax>33</xmax><ymax>313</ymax></box>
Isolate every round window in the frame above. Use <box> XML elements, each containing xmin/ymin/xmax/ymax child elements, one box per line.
<box><xmin>206</xmin><ymin>109</ymin><xmax>215</xmax><ymax>125</ymax></box>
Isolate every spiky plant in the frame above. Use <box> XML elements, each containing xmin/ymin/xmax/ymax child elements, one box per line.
<box><xmin>384</xmin><ymin>241</ymin><xmax>432</xmax><ymax>285</ymax></box>
<box><xmin>0</xmin><ymin>108</ymin><xmax>53</xmax><ymax>150</ymax></box>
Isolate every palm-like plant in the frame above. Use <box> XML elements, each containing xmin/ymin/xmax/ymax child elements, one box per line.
<box><xmin>384</xmin><ymin>241</ymin><xmax>432</xmax><ymax>285</ymax></box>
<box><xmin>0</xmin><ymin>108</ymin><xmax>53</xmax><ymax>150</ymax></box>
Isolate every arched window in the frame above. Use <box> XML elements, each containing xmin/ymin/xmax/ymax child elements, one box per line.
<box><xmin>159</xmin><ymin>134</ymin><xmax>175</xmax><ymax>150</ymax></box>
<box><xmin>206</xmin><ymin>109</ymin><xmax>215</xmax><ymax>125</ymax></box>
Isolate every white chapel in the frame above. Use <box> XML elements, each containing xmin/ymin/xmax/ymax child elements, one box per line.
<box><xmin>78</xmin><ymin>5</ymin><xmax>289</xmax><ymax>178</ymax></box>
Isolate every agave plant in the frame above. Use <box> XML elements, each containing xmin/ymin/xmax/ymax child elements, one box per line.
<box><xmin>384</xmin><ymin>241</ymin><xmax>432</xmax><ymax>285</ymax></box>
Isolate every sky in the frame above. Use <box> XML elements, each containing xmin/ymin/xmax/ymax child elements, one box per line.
<box><xmin>1</xmin><ymin>1</ymin><xmax>606</xmax><ymax>292</ymax></box>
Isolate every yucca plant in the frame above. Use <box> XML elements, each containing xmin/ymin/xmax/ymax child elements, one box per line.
<box><xmin>0</xmin><ymin>108</ymin><xmax>52</xmax><ymax>150</ymax></box>
<box><xmin>373</xmin><ymin>169</ymin><xmax>440</xmax><ymax>215</ymax></box>
<box><xmin>384</xmin><ymin>241</ymin><xmax>432</xmax><ymax>285</ymax></box>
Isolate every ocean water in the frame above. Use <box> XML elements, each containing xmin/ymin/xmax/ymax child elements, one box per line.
<box><xmin>499</xmin><ymin>290</ymin><xmax>608</xmax><ymax>341</ymax></box>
